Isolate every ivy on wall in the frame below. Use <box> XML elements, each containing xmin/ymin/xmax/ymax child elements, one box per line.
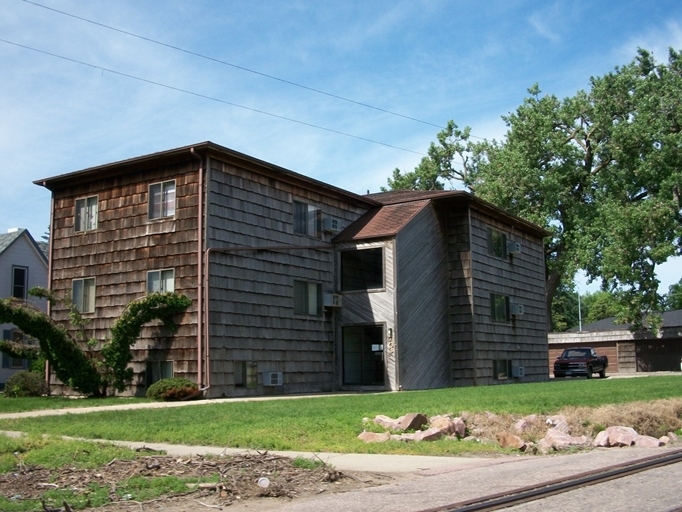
<box><xmin>0</xmin><ymin>291</ymin><xmax>191</xmax><ymax>396</ymax></box>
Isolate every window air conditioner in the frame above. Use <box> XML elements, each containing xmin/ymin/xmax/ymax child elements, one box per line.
<box><xmin>512</xmin><ymin>366</ymin><xmax>525</xmax><ymax>378</ymax></box>
<box><xmin>507</xmin><ymin>241</ymin><xmax>522</xmax><ymax>254</ymax></box>
<box><xmin>262</xmin><ymin>371</ymin><xmax>283</xmax><ymax>386</ymax></box>
<box><xmin>510</xmin><ymin>303</ymin><xmax>525</xmax><ymax>316</ymax></box>
<box><xmin>322</xmin><ymin>217</ymin><xmax>340</xmax><ymax>234</ymax></box>
<box><xmin>323</xmin><ymin>293</ymin><xmax>343</xmax><ymax>308</ymax></box>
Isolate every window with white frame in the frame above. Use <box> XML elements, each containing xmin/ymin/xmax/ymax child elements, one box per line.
<box><xmin>75</xmin><ymin>196</ymin><xmax>98</xmax><ymax>232</ymax></box>
<box><xmin>293</xmin><ymin>200</ymin><xmax>320</xmax><ymax>238</ymax></box>
<box><xmin>293</xmin><ymin>280</ymin><xmax>322</xmax><ymax>316</ymax></box>
<box><xmin>12</xmin><ymin>266</ymin><xmax>27</xmax><ymax>299</ymax></box>
<box><xmin>147</xmin><ymin>269</ymin><xmax>175</xmax><ymax>293</ymax></box>
<box><xmin>149</xmin><ymin>180</ymin><xmax>176</xmax><ymax>220</ymax></box>
<box><xmin>72</xmin><ymin>278</ymin><xmax>96</xmax><ymax>313</ymax></box>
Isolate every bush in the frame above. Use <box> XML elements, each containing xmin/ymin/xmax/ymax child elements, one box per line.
<box><xmin>4</xmin><ymin>371</ymin><xmax>49</xmax><ymax>397</ymax></box>
<box><xmin>146</xmin><ymin>378</ymin><xmax>198</xmax><ymax>401</ymax></box>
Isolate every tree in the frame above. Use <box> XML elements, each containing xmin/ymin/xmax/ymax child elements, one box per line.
<box><xmin>581</xmin><ymin>291</ymin><xmax>623</xmax><ymax>325</ymax></box>
<box><xmin>388</xmin><ymin>48</ymin><xmax>682</xmax><ymax>328</ymax></box>
<box><xmin>550</xmin><ymin>282</ymin><xmax>580</xmax><ymax>332</ymax></box>
<box><xmin>665</xmin><ymin>278</ymin><xmax>682</xmax><ymax>311</ymax></box>
<box><xmin>0</xmin><ymin>291</ymin><xmax>191</xmax><ymax>396</ymax></box>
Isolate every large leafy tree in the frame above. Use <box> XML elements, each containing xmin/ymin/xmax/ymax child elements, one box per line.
<box><xmin>665</xmin><ymin>278</ymin><xmax>682</xmax><ymax>311</ymax></box>
<box><xmin>389</xmin><ymin>48</ymin><xmax>682</xmax><ymax>328</ymax></box>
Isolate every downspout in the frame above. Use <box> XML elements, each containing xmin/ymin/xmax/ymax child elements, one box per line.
<box><xmin>190</xmin><ymin>148</ymin><xmax>206</xmax><ymax>393</ymax></box>
<box><xmin>45</xmin><ymin>193</ymin><xmax>55</xmax><ymax>389</ymax></box>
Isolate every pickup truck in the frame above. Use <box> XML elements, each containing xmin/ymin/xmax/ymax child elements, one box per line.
<box><xmin>553</xmin><ymin>347</ymin><xmax>608</xmax><ymax>379</ymax></box>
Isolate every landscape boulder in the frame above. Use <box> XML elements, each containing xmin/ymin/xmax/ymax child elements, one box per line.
<box><xmin>398</xmin><ymin>413</ymin><xmax>429</xmax><ymax>431</ymax></box>
<box><xmin>373</xmin><ymin>415</ymin><xmax>400</xmax><ymax>430</ymax></box>
<box><xmin>357</xmin><ymin>431</ymin><xmax>391</xmax><ymax>443</ymax></box>
<box><xmin>593</xmin><ymin>426</ymin><xmax>639</xmax><ymax>447</ymax></box>
<box><xmin>497</xmin><ymin>431</ymin><xmax>526</xmax><ymax>450</ymax></box>
<box><xmin>542</xmin><ymin>428</ymin><xmax>591</xmax><ymax>450</ymax></box>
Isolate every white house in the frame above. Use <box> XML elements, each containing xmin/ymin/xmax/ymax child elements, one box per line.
<box><xmin>0</xmin><ymin>228</ymin><xmax>48</xmax><ymax>387</ymax></box>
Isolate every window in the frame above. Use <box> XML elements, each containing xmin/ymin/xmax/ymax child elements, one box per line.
<box><xmin>293</xmin><ymin>201</ymin><xmax>320</xmax><ymax>237</ymax></box>
<box><xmin>234</xmin><ymin>361</ymin><xmax>258</xmax><ymax>388</ymax></box>
<box><xmin>488</xmin><ymin>228</ymin><xmax>507</xmax><ymax>259</ymax></box>
<box><xmin>149</xmin><ymin>180</ymin><xmax>176</xmax><ymax>220</ymax></box>
<box><xmin>2</xmin><ymin>330</ymin><xmax>29</xmax><ymax>369</ymax></box>
<box><xmin>12</xmin><ymin>266</ymin><xmax>27</xmax><ymax>299</ymax></box>
<box><xmin>75</xmin><ymin>196</ymin><xmax>98</xmax><ymax>232</ymax></box>
<box><xmin>341</xmin><ymin>248</ymin><xmax>383</xmax><ymax>291</ymax></box>
<box><xmin>146</xmin><ymin>361</ymin><xmax>173</xmax><ymax>387</ymax></box>
<box><xmin>494</xmin><ymin>359</ymin><xmax>511</xmax><ymax>380</ymax></box>
<box><xmin>147</xmin><ymin>269</ymin><xmax>175</xmax><ymax>293</ymax></box>
<box><xmin>294</xmin><ymin>280</ymin><xmax>321</xmax><ymax>316</ymax></box>
<box><xmin>72</xmin><ymin>278</ymin><xmax>96</xmax><ymax>313</ymax></box>
<box><xmin>490</xmin><ymin>293</ymin><xmax>510</xmax><ymax>322</ymax></box>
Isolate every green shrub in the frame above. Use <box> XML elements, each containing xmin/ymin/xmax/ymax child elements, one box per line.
<box><xmin>146</xmin><ymin>378</ymin><xmax>198</xmax><ymax>401</ymax></box>
<box><xmin>5</xmin><ymin>371</ymin><xmax>49</xmax><ymax>398</ymax></box>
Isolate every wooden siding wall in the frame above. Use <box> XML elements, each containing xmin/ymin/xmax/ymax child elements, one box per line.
<box><xmin>49</xmin><ymin>162</ymin><xmax>200</xmax><ymax>395</ymax></box>
<box><xmin>206</xmin><ymin>160</ymin><xmax>369</xmax><ymax>397</ymax></box>
<box><xmin>442</xmin><ymin>206</ymin><xmax>476</xmax><ymax>385</ymax></box>
<box><xmin>336</xmin><ymin>240</ymin><xmax>396</xmax><ymax>390</ymax></box>
<box><xmin>395</xmin><ymin>204</ymin><xmax>450</xmax><ymax>390</ymax></box>
<box><xmin>465</xmin><ymin>210</ymin><xmax>548</xmax><ymax>385</ymax></box>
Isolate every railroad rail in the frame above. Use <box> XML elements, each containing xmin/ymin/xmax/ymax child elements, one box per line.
<box><xmin>418</xmin><ymin>448</ymin><xmax>682</xmax><ymax>512</ymax></box>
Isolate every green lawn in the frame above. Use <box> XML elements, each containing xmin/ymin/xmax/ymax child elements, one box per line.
<box><xmin>1</xmin><ymin>376</ymin><xmax>681</xmax><ymax>456</ymax></box>
<box><xmin>0</xmin><ymin>395</ymin><xmax>151</xmax><ymax>413</ymax></box>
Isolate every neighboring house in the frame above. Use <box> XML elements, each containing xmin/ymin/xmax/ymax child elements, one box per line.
<box><xmin>35</xmin><ymin>141</ymin><xmax>549</xmax><ymax>397</ymax></box>
<box><xmin>0</xmin><ymin>228</ymin><xmax>48</xmax><ymax>388</ymax></box>
<box><xmin>548</xmin><ymin>309</ymin><xmax>682</xmax><ymax>375</ymax></box>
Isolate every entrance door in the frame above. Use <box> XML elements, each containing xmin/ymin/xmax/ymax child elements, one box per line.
<box><xmin>342</xmin><ymin>325</ymin><xmax>385</xmax><ymax>386</ymax></box>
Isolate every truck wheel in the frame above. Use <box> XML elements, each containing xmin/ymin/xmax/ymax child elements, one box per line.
<box><xmin>599</xmin><ymin>369</ymin><xmax>606</xmax><ymax>378</ymax></box>
<box><xmin>586</xmin><ymin>367</ymin><xmax>593</xmax><ymax>379</ymax></box>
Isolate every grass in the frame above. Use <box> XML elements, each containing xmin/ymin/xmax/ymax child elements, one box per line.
<box><xmin>1</xmin><ymin>376</ymin><xmax>681</xmax><ymax>457</ymax></box>
<box><xmin>0</xmin><ymin>395</ymin><xmax>151</xmax><ymax>414</ymax></box>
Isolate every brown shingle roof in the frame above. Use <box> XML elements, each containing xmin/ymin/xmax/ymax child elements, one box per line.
<box><xmin>334</xmin><ymin>200</ymin><xmax>430</xmax><ymax>242</ymax></box>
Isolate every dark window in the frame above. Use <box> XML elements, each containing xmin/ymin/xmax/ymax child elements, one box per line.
<box><xmin>12</xmin><ymin>266</ymin><xmax>27</xmax><ymax>299</ymax></box>
<box><xmin>488</xmin><ymin>228</ymin><xmax>508</xmax><ymax>259</ymax></box>
<box><xmin>149</xmin><ymin>181</ymin><xmax>176</xmax><ymax>220</ymax></box>
<box><xmin>146</xmin><ymin>361</ymin><xmax>173</xmax><ymax>387</ymax></box>
<box><xmin>293</xmin><ymin>201</ymin><xmax>320</xmax><ymax>237</ymax></box>
<box><xmin>341</xmin><ymin>248</ymin><xmax>384</xmax><ymax>291</ymax></box>
<box><xmin>494</xmin><ymin>359</ymin><xmax>511</xmax><ymax>380</ymax></box>
<box><xmin>293</xmin><ymin>280</ymin><xmax>321</xmax><ymax>316</ymax></box>
<box><xmin>490</xmin><ymin>293</ymin><xmax>510</xmax><ymax>322</ymax></box>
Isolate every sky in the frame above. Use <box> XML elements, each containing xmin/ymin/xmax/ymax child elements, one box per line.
<box><xmin>1</xmin><ymin>0</ymin><xmax>681</xmax><ymax>293</ymax></box>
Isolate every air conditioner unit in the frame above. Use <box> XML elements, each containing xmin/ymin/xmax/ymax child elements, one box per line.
<box><xmin>510</xmin><ymin>303</ymin><xmax>525</xmax><ymax>316</ymax></box>
<box><xmin>323</xmin><ymin>293</ymin><xmax>342</xmax><ymax>308</ymax></box>
<box><xmin>262</xmin><ymin>371</ymin><xmax>283</xmax><ymax>386</ymax></box>
<box><xmin>512</xmin><ymin>366</ymin><xmax>525</xmax><ymax>378</ymax></box>
<box><xmin>322</xmin><ymin>217</ymin><xmax>341</xmax><ymax>234</ymax></box>
<box><xmin>507</xmin><ymin>241</ymin><xmax>522</xmax><ymax>254</ymax></box>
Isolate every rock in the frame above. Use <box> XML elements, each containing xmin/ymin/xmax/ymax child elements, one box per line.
<box><xmin>634</xmin><ymin>435</ymin><xmax>661</xmax><ymax>447</ymax></box>
<box><xmin>667</xmin><ymin>431</ymin><xmax>679</xmax><ymax>443</ymax></box>
<box><xmin>497</xmin><ymin>431</ymin><xmax>526</xmax><ymax>450</ymax></box>
<box><xmin>659</xmin><ymin>436</ymin><xmax>670</xmax><ymax>445</ymax></box>
<box><xmin>514</xmin><ymin>419</ymin><xmax>533</xmax><ymax>433</ymax></box>
<box><xmin>414</xmin><ymin>428</ymin><xmax>443</xmax><ymax>442</ymax></box>
<box><xmin>543</xmin><ymin>428</ymin><xmax>590</xmax><ymax>449</ymax></box>
<box><xmin>357</xmin><ymin>431</ymin><xmax>391</xmax><ymax>443</ymax></box>
<box><xmin>398</xmin><ymin>413</ymin><xmax>429</xmax><ymax>431</ymax></box>
<box><xmin>430</xmin><ymin>415</ymin><xmax>466</xmax><ymax>438</ymax></box>
<box><xmin>537</xmin><ymin>438</ymin><xmax>553</xmax><ymax>454</ymax></box>
<box><xmin>545</xmin><ymin>415</ymin><xmax>570</xmax><ymax>434</ymax></box>
<box><xmin>593</xmin><ymin>426</ymin><xmax>639</xmax><ymax>447</ymax></box>
<box><xmin>374</xmin><ymin>415</ymin><xmax>400</xmax><ymax>430</ymax></box>
<box><xmin>390</xmin><ymin>433</ymin><xmax>415</xmax><ymax>442</ymax></box>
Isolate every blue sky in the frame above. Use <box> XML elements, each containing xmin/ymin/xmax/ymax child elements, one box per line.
<box><xmin>1</xmin><ymin>0</ymin><xmax>681</xmax><ymax>293</ymax></box>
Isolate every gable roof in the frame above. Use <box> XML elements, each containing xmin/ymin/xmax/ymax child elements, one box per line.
<box><xmin>336</xmin><ymin>190</ymin><xmax>550</xmax><ymax>242</ymax></box>
<box><xmin>34</xmin><ymin>141</ymin><xmax>380</xmax><ymax>209</ymax></box>
<box><xmin>0</xmin><ymin>229</ymin><xmax>48</xmax><ymax>264</ymax></box>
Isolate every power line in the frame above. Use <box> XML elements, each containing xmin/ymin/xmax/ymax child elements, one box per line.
<box><xmin>0</xmin><ymin>38</ymin><xmax>426</xmax><ymax>156</ymax></box>
<box><xmin>21</xmin><ymin>0</ymin><xmax>446</xmax><ymax>130</ymax></box>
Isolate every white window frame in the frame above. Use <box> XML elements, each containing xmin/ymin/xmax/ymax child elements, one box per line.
<box><xmin>293</xmin><ymin>280</ymin><xmax>322</xmax><ymax>316</ymax></box>
<box><xmin>293</xmin><ymin>200</ymin><xmax>321</xmax><ymax>238</ymax></box>
<box><xmin>75</xmin><ymin>195</ymin><xmax>98</xmax><ymax>232</ymax></box>
<box><xmin>12</xmin><ymin>266</ymin><xmax>28</xmax><ymax>299</ymax></box>
<box><xmin>147</xmin><ymin>269</ymin><xmax>175</xmax><ymax>293</ymax></box>
<box><xmin>72</xmin><ymin>278</ymin><xmax>96</xmax><ymax>313</ymax></box>
<box><xmin>149</xmin><ymin>180</ymin><xmax>176</xmax><ymax>220</ymax></box>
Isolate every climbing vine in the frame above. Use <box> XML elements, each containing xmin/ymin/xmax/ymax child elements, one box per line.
<box><xmin>0</xmin><ymin>291</ymin><xmax>191</xmax><ymax>396</ymax></box>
